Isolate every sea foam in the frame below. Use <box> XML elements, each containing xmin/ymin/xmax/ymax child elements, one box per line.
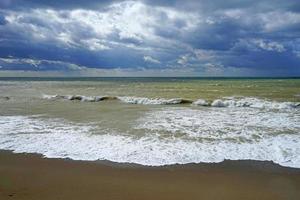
<box><xmin>42</xmin><ymin>94</ymin><xmax>299</xmax><ymax>110</ymax></box>
<box><xmin>42</xmin><ymin>94</ymin><xmax>116</xmax><ymax>102</ymax></box>
<box><xmin>117</xmin><ymin>96</ymin><xmax>192</xmax><ymax>105</ymax></box>
<box><xmin>0</xmin><ymin>107</ymin><xmax>300</xmax><ymax>168</ymax></box>
<box><xmin>209</xmin><ymin>97</ymin><xmax>299</xmax><ymax>110</ymax></box>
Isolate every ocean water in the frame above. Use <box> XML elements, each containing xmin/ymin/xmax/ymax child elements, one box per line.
<box><xmin>0</xmin><ymin>77</ymin><xmax>300</xmax><ymax>168</ymax></box>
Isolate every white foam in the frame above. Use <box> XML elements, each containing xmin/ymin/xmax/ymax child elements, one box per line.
<box><xmin>211</xmin><ymin>99</ymin><xmax>227</xmax><ymax>107</ymax></box>
<box><xmin>80</xmin><ymin>96</ymin><xmax>97</xmax><ymax>102</ymax></box>
<box><xmin>207</xmin><ymin>97</ymin><xmax>299</xmax><ymax>110</ymax></box>
<box><xmin>192</xmin><ymin>99</ymin><xmax>209</xmax><ymax>106</ymax></box>
<box><xmin>42</xmin><ymin>94</ymin><xmax>106</xmax><ymax>102</ymax></box>
<box><xmin>42</xmin><ymin>94</ymin><xmax>59</xmax><ymax>100</ymax></box>
<box><xmin>117</xmin><ymin>96</ymin><xmax>187</xmax><ymax>105</ymax></box>
<box><xmin>137</xmin><ymin>107</ymin><xmax>300</xmax><ymax>138</ymax></box>
<box><xmin>135</xmin><ymin>107</ymin><xmax>300</xmax><ymax>167</ymax></box>
<box><xmin>43</xmin><ymin>94</ymin><xmax>299</xmax><ymax>110</ymax></box>
<box><xmin>43</xmin><ymin>94</ymin><xmax>185</xmax><ymax>105</ymax></box>
<box><xmin>0</xmin><ymin>110</ymin><xmax>300</xmax><ymax>168</ymax></box>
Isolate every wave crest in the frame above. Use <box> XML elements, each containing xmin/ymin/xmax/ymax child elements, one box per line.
<box><xmin>42</xmin><ymin>94</ymin><xmax>299</xmax><ymax>110</ymax></box>
<box><xmin>118</xmin><ymin>96</ymin><xmax>192</xmax><ymax>105</ymax></box>
<box><xmin>209</xmin><ymin>97</ymin><xmax>300</xmax><ymax>110</ymax></box>
<box><xmin>42</xmin><ymin>94</ymin><xmax>117</xmax><ymax>102</ymax></box>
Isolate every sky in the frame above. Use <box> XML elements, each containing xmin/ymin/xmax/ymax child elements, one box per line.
<box><xmin>0</xmin><ymin>0</ymin><xmax>299</xmax><ymax>77</ymax></box>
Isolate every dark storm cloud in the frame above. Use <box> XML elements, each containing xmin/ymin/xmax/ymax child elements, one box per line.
<box><xmin>143</xmin><ymin>0</ymin><xmax>299</xmax><ymax>13</ymax></box>
<box><xmin>0</xmin><ymin>0</ymin><xmax>122</xmax><ymax>10</ymax></box>
<box><xmin>0</xmin><ymin>0</ymin><xmax>299</xmax><ymax>76</ymax></box>
<box><xmin>0</xmin><ymin>13</ymin><xmax>7</xmax><ymax>25</ymax></box>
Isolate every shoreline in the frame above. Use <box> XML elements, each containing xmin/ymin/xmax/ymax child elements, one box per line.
<box><xmin>1</xmin><ymin>150</ymin><xmax>300</xmax><ymax>200</ymax></box>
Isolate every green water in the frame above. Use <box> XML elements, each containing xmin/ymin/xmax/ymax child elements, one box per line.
<box><xmin>1</xmin><ymin>77</ymin><xmax>299</xmax><ymax>101</ymax></box>
<box><xmin>0</xmin><ymin>77</ymin><xmax>299</xmax><ymax>125</ymax></box>
<box><xmin>0</xmin><ymin>77</ymin><xmax>300</xmax><ymax>167</ymax></box>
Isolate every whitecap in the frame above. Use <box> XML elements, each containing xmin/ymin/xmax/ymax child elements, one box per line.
<box><xmin>117</xmin><ymin>96</ymin><xmax>191</xmax><ymax>105</ymax></box>
<box><xmin>0</xmin><ymin>110</ymin><xmax>299</xmax><ymax>168</ymax></box>
<box><xmin>192</xmin><ymin>99</ymin><xmax>210</xmax><ymax>106</ymax></box>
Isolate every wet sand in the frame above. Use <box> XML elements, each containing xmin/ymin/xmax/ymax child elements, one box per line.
<box><xmin>0</xmin><ymin>151</ymin><xmax>300</xmax><ymax>200</ymax></box>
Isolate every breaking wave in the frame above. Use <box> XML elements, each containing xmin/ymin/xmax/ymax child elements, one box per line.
<box><xmin>205</xmin><ymin>97</ymin><xmax>300</xmax><ymax>110</ymax></box>
<box><xmin>42</xmin><ymin>94</ymin><xmax>299</xmax><ymax>110</ymax></box>
<box><xmin>42</xmin><ymin>94</ymin><xmax>117</xmax><ymax>102</ymax></box>
<box><xmin>0</xmin><ymin>112</ymin><xmax>299</xmax><ymax>168</ymax></box>
<box><xmin>117</xmin><ymin>96</ymin><xmax>192</xmax><ymax>105</ymax></box>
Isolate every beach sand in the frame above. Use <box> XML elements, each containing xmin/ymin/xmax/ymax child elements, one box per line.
<box><xmin>0</xmin><ymin>150</ymin><xmax>300</xmax><ymax>200</ymax></box>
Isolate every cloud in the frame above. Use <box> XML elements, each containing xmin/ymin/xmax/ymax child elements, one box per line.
<box><xmin>143</xmin><ymin>56</ymin><xmax>160</xmax><ymax>64</ymax></box>
<box><xmin>1</xmin><ymin>0</ymin><xmax>122</xmax><ymax>10</ymax></box>
<box><xmin>0</xmin><ymin>0</ymin><xmax>299</xmax><ymax>76</ymax></box>
<box><xmin>0</xmin><ymin>57</ymin><xmax>84</xmax><ymax>71</ymax></box>
<box><xmin>193</xmin><ymin>49</ymin><xmax>215</xmax><ymax>61</ymax></box>
<box><xmin>252</xmin><ymin>39</ymin><xmax>286</xmax><ymax>52</ymax></box>
<box><xmin>0</xmin><ymin>14</ymin><xmax>8</xmax><ymax>25</ymax></box>
<box><xmin>258</xmin><ymin>11</ymin><xmax>300</xmax><ymax>32</ymax></box>
<box><xmin>177</xmin><ymin>54</ymin><xmax>189</xmax><ymax>65</ymax></box>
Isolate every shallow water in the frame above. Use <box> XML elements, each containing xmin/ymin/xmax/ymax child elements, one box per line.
<box><xmin>0</xmin><ymin>77</ymin><xmax>300</xmax><ymax>167</ymax></box>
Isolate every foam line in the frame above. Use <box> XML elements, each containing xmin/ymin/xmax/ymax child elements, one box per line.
<box><xmin>42</xmin><ymin>94</ymin><xmax>299</xmax><ymax>110</ymax></box>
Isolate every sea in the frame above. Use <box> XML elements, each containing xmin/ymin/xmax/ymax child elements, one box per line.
<box><xmin>0</xmin><ymin>77</ymin><xmax>300</xmax><ymax>168</ymax></box>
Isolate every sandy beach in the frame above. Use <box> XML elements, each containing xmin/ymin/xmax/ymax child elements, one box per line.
<box><xmin>1</xmin><ymin>151</ymin><xmax>300</xmax><ymax>200</ymax></box>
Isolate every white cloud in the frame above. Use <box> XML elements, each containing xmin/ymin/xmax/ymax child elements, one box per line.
<box><xmin>177</xmin><ymin>54</ymin><xmax>190</xmax><ymax>65</ymax></box>
<box><xmin>193</xmin><ymin>49</ymin><xmax>215</xmax><ymax>60</ymax></box>
<box><xmin>81</xmin><ymin>38</ymin><xmax>110</xmax><ymax>51</ymax></box>
<box><xmin>0</xmin><ymin>58</ymin><xmax>84</xmax><ymax>70</ymax></box>
<box><xmin>203</xmin><ymin>63</ymin><xmax>225</xmax><ymax>75</ymax></box>
<box><xmin>176</xmin><ymin>49</ymin><xmax>216</xmax><ymax>67</ymax></box>
<box><xmin>258</xmin><ymin>11</ymin><xmax>300</xmax><ymax>32</ymax></box>
<box><xmin>253</xmin><ymin>39</ymin><xmax>286</xmax><ymax>52</ymax></box>
<box><xmin>1</xmin><ymin>0</ymin><xmax>299</xmax><ymax>76</ymax></box>
<box><xmin>223</xmin><ymin>9</ymin><xmax>244</xmax><ymax>19</ymax></box>
<box><xmin>143</xmin><ymin>55</ymin><xmax>160</xmax><ymax>64</ymax></box>
<box><xmin>2</xmin><ymin>1</ymin><xmax>201</xmax><ymax>53</ymax></box>
<box><xmin>0</xmin><ymin>58</ymin><xmax>40</xmax><ymax>67</ymax></box>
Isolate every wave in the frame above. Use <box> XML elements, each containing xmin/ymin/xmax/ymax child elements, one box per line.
<box><xmin>43</xmin><ymin>94</ymin><xmax>192</xmax><ymax>105</ymax></box>
<box><xmin>0</xmin><ymin>114</ymin><xmax>299</xmax><ymax>168</ymax></box>
<box><xmin>42</xmin><ymin>94</ymin><xmax>300</xmax><ymax>110</ymax></box>
<box><xmin>208</xmin><ymin>97</ymin><xmax>300</xmax><ymax>110</ymax></box>
<box><xmin>42</xmin><ymin>94</ymin><xmax>117</xmax><ymax>102</ymax></box>
<box><xmin>117</xmin><ymin>96</ymin><xmax>192</xmax><ymax>105</ymax></box>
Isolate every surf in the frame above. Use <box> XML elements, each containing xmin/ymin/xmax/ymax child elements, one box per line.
<box><xmin>42</xmin><ymin>94</ymin><xmax>300</xmax><ymax>110</ymax></box>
